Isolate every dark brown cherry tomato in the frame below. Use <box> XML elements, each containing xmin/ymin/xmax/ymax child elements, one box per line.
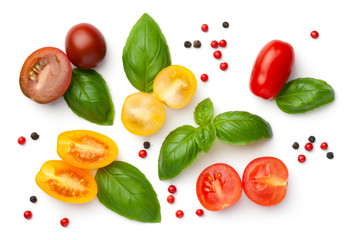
<box><xmin>65</xmin><ymin>23</ymin><xmax>106</xmax><ymax>69</ymax></box>
<box><xmin>250</xmin><ymin>40</ymin><xmax>294</xmax><ymax>100</ymax></box>
<box><xmin>19</xmin><ymin>47</ymin><xmax>72</xmax><ymax>104</ymax></box>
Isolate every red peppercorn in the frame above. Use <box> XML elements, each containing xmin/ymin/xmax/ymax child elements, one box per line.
<box><xmin>18</xmin><ymin>136</ymin><xmax>26</xmax><ymax>145</ymax></box>
<box><xmin>60</xmin><ymin>218</ymin><xmax>69</xmax><ymax>227</ymax></box>
<box><xmin>210</xmin><ymin>40</ymin><xmax>218</xmax><ymax>48</ymax></box>
<box><xmin>213</xmin><ymin>50</ymin><xmax>222</xmax><ymax>59</ymax></box>
<box><xmin>220</xmin><ymin>62</ymin><xmax>228</xmax><ymax>71</ymax></box>
<box><xmin>176</xmin><ymin>210</ymin><xmax>184</xmax><ymax>218</ymax></box>
<box><xmin>200</xmin><ymin>74</ymin><xmax>208</xmax><ymax>82</ymax></box>
<box><xmin>168</xmin><ymin>185</ymin><xmax>177</xmax><ymax>194</ymax></box>
<box><xmin>310</xmin><ymin>30</ymin><xmax>319</xmax><ymax>39</ymax></box>
<box><xmin>320</xmin><ymin>142</ymin><xmax>328</xmax><ymax>150</ymax></box>
<box><xmin>219</xmin><ymin>39</ymin><xmax>227</xmax><ymax>47</ymax></box>
<box><xmin>167</xmin><ymin>195</ymin><xmax>175</xmax><ymax>204</ymax></box>
<box><xmin>298</xmin><ymin>155</ymin><xmax>306</xmax><ymax>163</ymax></box>
<box><xmin>138</xmin><ymin>149</ymin><xmax>147</xmax><ymax>158</ymax></box>
<box><xmin>201</xmin><ymin>24</ymin><xmax>208</xmax><ymax>32</ymax></box>
<box><xmin>305</xmin><ymin>142</ymin><xmax>313</xmax><ymax>151</ymax></box>
<box><xmin>196</xmin><ymin>209</ymin><xmax>204</xmax><ymax>217</ymax></box>
<box><xmin>24</xmin><ymin>210</ymin><xmax>32</xmax><ymax>219</ymax></box>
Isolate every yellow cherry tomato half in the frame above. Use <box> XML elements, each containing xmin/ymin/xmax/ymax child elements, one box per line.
<box><xmin>153</xmin><ymin>65</ymin><xmax>197</xmax><ymax>109</ymax></box>
<box><xmin>121</xmin><ymin>92</ymin><xmax>166</xmax><ymax>136</ymax></box>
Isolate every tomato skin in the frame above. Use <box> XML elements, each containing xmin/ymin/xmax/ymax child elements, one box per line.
<box><xmin>250</xmin><ymin>40</ymin><xmax>294</xmax><ymax>100</ymax></box>
<box><xmin>57</xmin><ymin>130</ymin><xmax>118</xmax><ymax>169</ymax></box>
<box><xmin>35</xmin><ymin>160</ymin><xmax>98</xmax><ymax>204</ymax></box>
<box><xmin>65</xmin><ymin>23</ymin><xmax>106</xmax><ymax>69</ymax></box>
<box><xmin>242</xmin><ymin>157</ymin><xmax>288</xmax><ymax>206</ymax></box>
<box><xmin>196</xmin><ymin>163</ymin><xmax>242</xmax><ymax>211</ymax></box>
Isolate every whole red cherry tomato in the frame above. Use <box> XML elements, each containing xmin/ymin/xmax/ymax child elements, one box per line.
<box><xmin>65</xmin><ymin>23</ymin><xmax>106</xmax><ymax>69</ymax></box>
<box><xmin>249</xmin><ymin>40</ymin><xmax>294</xmax><ymax>100</ymax></box>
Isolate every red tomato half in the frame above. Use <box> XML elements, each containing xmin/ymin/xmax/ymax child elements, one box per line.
<box><xmin>242</xmin><ymin>157</ymin><xmax>288</xmax><ymax>206</ymax></box>
<box><xmin>196</xmin><ymin>163</ymin><xmax>242</xmax><ymax>211</ymax></box>
<box><xmin>65</xmin><ymin>23</ymin><xmax>106</xmax><ymax>69</ymax></box>
<box><xmin>250</xmin><ymin>40</ymin><xmax>294</xmax><ymax>100</ymax></box>
<box><xmin>19</xmin><ymin>47</ymin><xmax>72</xmax><ymax>104</ymax></box>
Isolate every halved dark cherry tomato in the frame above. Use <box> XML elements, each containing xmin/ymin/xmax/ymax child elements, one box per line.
<box><xmin>57</xmin><ymin>130</ymin><xmax>118</xmax><ymax>169</ymax></box>
<box><xmin>196</xmin><ymin>163</ymin><xmax>242</xmax><ymax>211</ymax></box>
<box><xmin>250</xmin><ymin>40</ymin><xmax>294</xmax><ymax>100</ymax></box>
<box><xmin>19</xmin><ymin>47</ymin><xmax>72</xmax><ymax>104</ymax></box>
<box><xmin>242</xmin><ymin>157</ymin><xmax>288</xmax><ymax>206</ymax></box>
<box><xmin>35</xmin><ymin>160</ymin><xmax>97</xmax><ymax>204</ymax></box>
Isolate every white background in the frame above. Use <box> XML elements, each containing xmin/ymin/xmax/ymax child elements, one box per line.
<box><xmin>1</xmin><ymin>0</ymin><xmax>352</xmax><ymax>239</ymax></box>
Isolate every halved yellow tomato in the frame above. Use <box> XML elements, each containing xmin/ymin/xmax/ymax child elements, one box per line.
<box><xmin>153</xmin><ymin>65</ymin><xmax>197</xmax><ymax>109</ymax></box>
<box><xmin>57</xmin><ymin>130</ymin><xmax>118</xmax><ymax>169</ymax></box>
<box><xmin>121</xmin><ymin>92</ymin><xmax>166</xmax><ymax>136</ymax></box>
<box><xmin>35</xmin><ymin>160</ymin><xmax>97</xmax><ymax>204</ymax></box>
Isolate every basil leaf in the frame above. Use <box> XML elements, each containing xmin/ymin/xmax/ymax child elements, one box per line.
<box><xmin>95</xmin><ymin>161</ymin><xmax>161</xmax><ymax>223</ymax></box>
<box><xmin>194</xmin><ymin>98</ymin><xmax>214</xmax><ymax>126</ymax></box>
<box><xmin>64</xmin><ymin>68</ymin><xmax>114</xmax><ymax>125</ymax></box>
<box><xmin>275</xmin><ymin>78</ymin><xmax>335</xmax><ymax>114</ymax></box>
<box><xmin>213</xmin><ymin>111</ymin><xmax>272</xmax><ymax>145</ymax></box>
<box><xmin>123</xmin><ymin>13</ymin><xmax>171</xmax><ymax>93</ymax></box>
<box><xmin>195</xmin><ymin>125</ymin><xmax>216</xmax><ymax>153</ymax></box>
<box><xmin>158</xmin><ymin>125</ymin><xmax>201</xmax><ymax>180</ymax></box>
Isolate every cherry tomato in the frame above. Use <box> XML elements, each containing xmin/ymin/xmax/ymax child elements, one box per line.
<box><xmin>35</xmin><ymin>160</ymin><xmax>98</xmax><ymax>204</ymax></box>
<box><xmin>250</xmin><ymin>40</ymin><xmax>294</xmax><ymax>100</ymax></box>
<box><xmin>196</xmin><ymin>163</ymin><xmax>242</xmax><ymax>211</ymax></box>
<box><xmin>242</xmin><ymin>157</ymin><xmax>288</xmax><ymax>206</ymax></box>
<box><xmin>65</xmin><ymin>23</ymin><xmax>106</xmax><ymax>69</ymax></box>
<box><xmin>19</xmin><ymin>47</ymin><xmax>72</xmax><ymax>104</ymax></box>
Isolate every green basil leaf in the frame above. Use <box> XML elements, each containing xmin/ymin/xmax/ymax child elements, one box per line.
<box><xmin>123</xmin><ymin>13</ymin><xmax>171</xmax><ymax>93</ymax></box>
<box><xmin>194</xmin><ymin>98</ymin><xmax>214</xmax><ymax>126</ymax></box>
<box><xmin>158</xmin><ymin>125</ymin><xmax>201</xmax><ymax>180</ymax></box>
<box><xmin>195</xmin><ymin>125</ymin><xmax>216</xmax><ymax>153</ymax></box>
<box><xmin>64</xmin><ymin>68</ymin><xmax>114</xmax><ymax>125</ymax></box>
<box><xmin>95</xmin><ymin>161</ymin><xmax>161</xmax><ymax>223</ymax></box>
<box><xmin>275</xmin><ymin>78</ymin><xmax>335</xmax><ymax>114</ymax></box>
<box><xmin>213</xmin><ymin>111</ymin><xmax>272</xmax><ymax>145</ymax></box>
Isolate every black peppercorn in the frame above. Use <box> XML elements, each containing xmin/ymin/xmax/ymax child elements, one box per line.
<box><xmin>31</xmin><ymin>132</ymin><xmax>40</xmax><ymax>140</ymax></box>
<box><xmin>222</xmin><ymin>21</ymin><xmax>229</xmax><ymax>28</ymax></box>
<box><xmin>184</xmin><ymin>41</ymin><xmax>192</xmax><ymax>48</ymax></box>
<box><xmin>30</xmin><ymin>196</ymin><xmax>37</xmax><ymax>203</ymax></box>
<box><xmin>193</xmin><ymin>40</ymin><xmax>202</xmax><ymax>48</ymax></box>
<box><xmin>143</xmin><ymin>141</ymin><xmax>150</xmax><ymax>149</ymax></box>
<box><xmin>292</xmin><ymin>142</ymin><xmax>299</xmax><ymax>150</ymax></box>
<box><xmin>326</xmin><ymin>152</ymin><xmax>334</xmax><ymax>159</ymax></box>
<box><xmin>308</xmin><ymin>136</ymin><xmax>315</xmax><ymax>143</ymax></box>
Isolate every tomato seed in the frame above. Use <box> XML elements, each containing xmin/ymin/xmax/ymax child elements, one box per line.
<box><xmin>326</xmin><ymin>152</ymin><xmax>334</xmax><ymax>159</ymax></box>
<box><xmin>184</xmin><ymin>41</ymin><xmax>192</xmax><ymax>48</ymax></box>
<box><xmin>308</xmin><ymin>136</ymin><xmax>316</xmax><ymax>143</ymax></box>
<box><xmin>143</xmin><ymin>141</ymin><xmax>150</xmax><ymax>149</ymax></box>
<box><xmin>219</xmin><ymin>39</ymin><xmax>227</xmax><ymax>47</ymax></box>
<box><xmin>220</xmin><ymin>62</ymin><xmax>228</xmax><ymax>71</ymax></box>
<box><xmin>311</xmin><ymin>30</ymin><xmax>319</xmax><ymax>39</ymax></box>
<box><xmin>320</xmin><ymin>142</ymin><xmax>328</xmax><ymax>150</ymax></box>
<box><xmin>176</xmin><ymin>210</ymin><xmax>184</xmax><ymax>218</ymax></box>
<box><xmin>196</xmin><ymin>209</ymin><xmax>204</xmax><ymax>216</ymax></box>
<box><xmin>298</xmin><ymin>155</ymin><xmax>306</xmax><ymax>163</ymax></box>
<box><xmin>292</xmin><ymin>142</ymin><xmax>299</xmax><ymax>150</ymax></box>
<box><xmin>138</xmin><ymin>150</ymin><xmax>147</xmax><ymax>158</ymax></box>
<box><xmin>200</xmin><ymin>74</ymin><xmax>209</xmax><ymax>82</ymax></box>
<box><xmin>60</xmin><ymin>218</ymin><xmax>69</xmax><ymax>227</ymax></box>
<box><xmin>30</xmin><ymin>132</ymin><xmax>40</xmax><ymax>140</ymax></box>
<box><xmin>24</xmin><ymin>211</ymin><xmax>32</xmax><ymax>219</ymax></box>
<box><xmin>193</xmin><ymin>40</ymin><xmax>202</xmax><ymax>48</ymax></box>
<box><xmin>29</xmin><ymin>196</ymin><xmax>37</xmax><ymax>203</ymax></box>
<box><xmin>305</xmin><ymin>142</ymin><xmax>313</xmax><ymax>151</ymax></box>
<box><xmin>167</xmin><ymin>195</ymin><xmax>175</xmax><ymax>204</ymax></box>
<box><xmin>222</xmin><ymin>21</ymin><xmax>229</xmax><ymax>28</ymax></box>
<box><xmin>168</xmin><ymin>185</ymin><xmax>177</xmax><ymax>194</ymax></box>
<box><xmin>210</xmin><ymin>40</ymin><xmax>218</xmax><ymax>48</ymax></box>
<box><xmin>18</xmin><ymin>136</ymin><xmax>26</xmax><ymax>145</ymax></box>
<box><xmin>213</xmin><ymin>50</ymin><xmax>222</xmax><ymax>59</ymax></box>
<box><xmin>201</xmin><ymin>24</ymin><xmax>209</xmax><ymax>32</ymax></box>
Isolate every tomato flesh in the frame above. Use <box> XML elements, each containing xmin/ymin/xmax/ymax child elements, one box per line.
<box><xmin>196</xmin><ymin>163</ymin><xmax>242</xmax><ymax>211</ymax></box>
<box><xmin>35</xmin><ymin>160</ymin><xmax>97</xmax><ymax>204</ymax></box>
<box><xmin>242</xmin><ymin>157</ymin><xmax>288</xmax><ymax>206</ymax></box>
<box><xmin>19</xmin><ymin>47</ymin><xmax>72</xmax><ymax>103</ymax></box>
<box><xmin>57</xmin><ymin>130</ymin><xmax>119</xmax><ymax>169</ymax></box>
<box><xmin>250</xmin><ymin>40</ymin><xmax>294</xmax><ymax>100</ymax></box>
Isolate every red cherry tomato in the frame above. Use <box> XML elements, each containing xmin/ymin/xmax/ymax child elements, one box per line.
<box><xmin>249</xmin><ymin>40</ymin><xmax>294</xmax><ymax>100</ymax></box>
<box><xmin>19</xmin><ymin>47</ymin><xmax>72</xmax><ymax>104</ymax></box>
<box><xmin>196</xmin><ymin>163</ymin><xmax>242</xmax><ymax>211</ymax></box>
<box><xmin>242</xmin><ymin>157</ymin><xmax>288</xmax><ymax>206</ymax></box>
<box><xmin>65</xmin><ymin>23</ymin><xmax>106</xmax><ymax>69</ymax></box>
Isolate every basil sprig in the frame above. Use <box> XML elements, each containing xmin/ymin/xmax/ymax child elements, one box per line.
<box><xmin>158</xmin><ymin>98</ymin><xmax>272</xmax><ymax>180</ymax></box>
<box><xmin>95</xmin><ymin>161</ymin><xmax>161</xmax><ymax>223</ymax></box>
<box><xmin>275</xmin><ymin>78</ymin><xmax>335</xmax><ymax>114</ymax></box>
<box><xmin>64</xmin><ymin>68</ymin><xmax>115</xmax><ymax>125</ymax></box>
<box><xmin>122</xmin><ymin>13</ymin><xmax>171</xmax><ymax>93</ymax></box>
